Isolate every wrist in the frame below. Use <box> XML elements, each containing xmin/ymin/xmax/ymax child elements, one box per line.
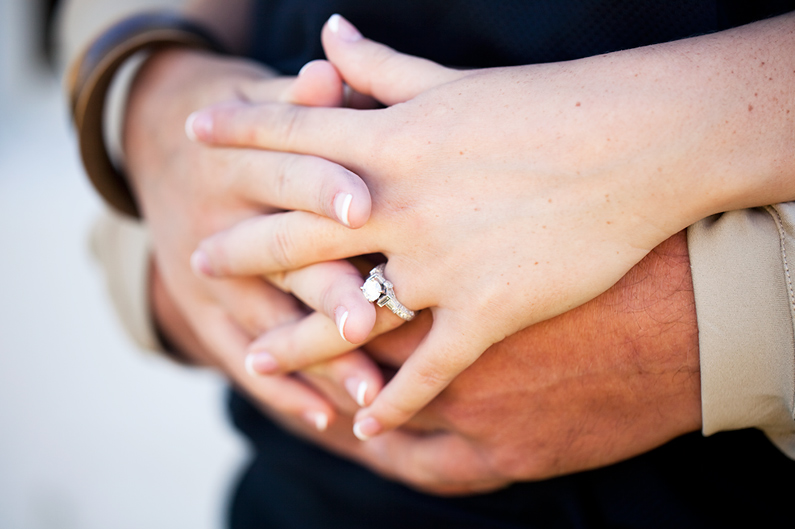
<box><xmin>625</xmin><ymin>231</ymin><xmax>702</xmax><ymax>432</ymax></box>
<box><xmin>628</xmin><ymin>14</ymin><xmax>795</xmax><ymax>220</ymax></box>
<box><xmin>562</xmin><ymin>13</ymin><xmax>795</xmax><ymax>241</ymax></box>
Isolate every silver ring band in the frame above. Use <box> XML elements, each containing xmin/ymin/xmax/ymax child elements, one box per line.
<box><xmin>360</xmin><ymin>264</ymin><xmax>417</xmax><ymax>321</ymax></box>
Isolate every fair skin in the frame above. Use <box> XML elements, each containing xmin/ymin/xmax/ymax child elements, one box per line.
<box><xmin>118</xmin><ymin>2</ymin><xmax>725</xmax><ymax>493</ymax></box>
<box><xmin>190</xmin><ymin>14</ymin><xmax>795</xmax><ymax>439</ymax></box>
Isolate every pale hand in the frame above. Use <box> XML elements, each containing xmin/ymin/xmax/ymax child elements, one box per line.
<box><xmin>189</xmin><ymin>14</ymin><xmax>794</xmax><ymax>438</ymax></box>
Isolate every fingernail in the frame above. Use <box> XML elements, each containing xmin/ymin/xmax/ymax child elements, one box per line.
<box><xmin>304</xmin><ymin>411</ymin><xmax>329</xmax><ymax>432</ymax></box>
<box><xmin>190</xmin><ymin>249</ymin><xmax>214</xmax><ymax>277</ymax></box>
<box><xmin>335</xmin><ymin>307</ymin><xmax>350</xmax><ymax>342</ymax></box>
<box><xmin>298</xmin><ymin>60</ymin><xmax>321</xmax><ymax>77</ymax></box>
<box><xmin>184</xmin><ymin>112</ymin><xmax>198</xmax><ymax>141</ymax></box>
<box><xmin>245</xmin><ymin>351</ymin><xmax>279</xmax><ymax>375</ymax></box>
<box><xmin>345</xmin><ymin>378</ymin><xmax>368</xmax><ymax>407</ymax></box>
<box><xmin>353</xmin><ymin>417</ymin><xmax>381</xmax><ymax>441</ymax></box>
<box><xmin>334</xmin><ymin>192</ymin><xmax>353</xmax><ymax>227</ymax></box>
<box><xmin>298</xmin><ymin>61</ymin><xmax>312</xmax><ymax>77</ymax></box>
<box><xmin>356</xmin><ymin>380</ymin><xmax>368</xmax><ymax>407</ymax></box>
<box><xmin>328</xmin><ymin>14</ymin><xmax>362</xmax><ymax>42</ymax></box>
<box><xmin>185</xmin><ymin>111</ymin><xmax>212</xmax><ymax>141</ymax></box>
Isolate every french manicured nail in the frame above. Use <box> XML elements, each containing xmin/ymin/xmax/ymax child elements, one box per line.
<box><xmin>345</xmin><ymin>378</ymin><xmax>368</xmax><ymax>407</ymax></box>
<box><xmin>298</xmin><ymin>61</ymin><xmax>312</xmax><ymax>77</ymax></box>
<box><xmin>334</xmin><ymin>192</ymin><xmax>353</xmax><ymax>227</ymax></box>
<box><xmin>190</xmin><ymin>249</ymin><xmax>214</xmax><ymax>277</ymax></box>
<box><xmin>185</xmin><ymin>111</ymin><xmax>212</xmax><ymax>141</ymax></box>
<box><xmin>353</xmin><ymin>417</ymin><xmax>381</xmax><ymax>441</ymax></box>
<box><xmin>304</xmin><ymin>411</ymin><xmax>329</xmax><ymax>432</ymax></box>
<box><xmin>184</xmin><ymin>112</ymin><xmax>198</xmax><ymax>141</ymax></box>
<box><xmin>245</xmin><ymin>351</ymin><xmax>279</xmax><ymax>375</ymax></box>
<box><xmin>328</xmin><ymin>14</ymin><xmax>362</xmax><ymax>42</ymax></box>
<box><xmin>335</xmin><ymin>307</ymin><xmax>350</xmax><ymax>342</ymax></box>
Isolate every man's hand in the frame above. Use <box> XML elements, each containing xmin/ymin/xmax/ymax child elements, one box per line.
<box><xmin>124</xmin><ymin>48</ymin><xmax>381</xmax><ymax>428</ymax></box>
<box><xmin>216</xmin><ymin>231</ymin><xmax>700</xmax><ymax>496</ymax></box>
<box><xmin>368</xmin><ymin>231</ymin><xmax>700</xmax><ymax>491</ymax></box>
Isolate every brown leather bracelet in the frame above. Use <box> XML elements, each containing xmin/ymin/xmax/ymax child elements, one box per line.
<box><xmin>68</xmin><ymin>12</ymin><xmax>225</xmax><ymax>217</ymax></box>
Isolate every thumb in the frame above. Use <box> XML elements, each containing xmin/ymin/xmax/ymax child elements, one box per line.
<box><xmin>322</xmin><ymin>14</ymin><xmax>466</xmax><ymax>105</ymax></box>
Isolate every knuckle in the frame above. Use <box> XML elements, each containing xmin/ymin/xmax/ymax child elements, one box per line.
<box><xmin>203</xmin><ymin>239</ymin><xmax>233</xmax><ymax>276</ymax></box>
<box><xmin>277</xmin><ymin>105</ymin><xmax>303</xmax><ymax>151</ymax></box>
<box><xmin>279</xmin><ymin>334</ymin><xmax>304</xmax><ymax>370</ymax></box>
<box><xmin>414</xmin><ymin>363</ymin><xmax>451</xmax><ymax>392</ymax></box>
<box><xmin>239</xmin><ymin>310</ymin><xmax>269</xmax><ymax>335</ymax></box>
<box><xmin>376</xmin><ymin>395</ymin><xmax>417</xmax><ymax>426</ymax></box>
<box><xmin>317</xmin><ymin>281</ymin><xmax>337</xmax><ymax>318</ymax></box>
<box><xmin>270</xmin><ymin>216</ymin><xmax>297</xmax><ymax>270</ymax></box>
<box><xmin>312</xmin><ymin>158</ymin><xmax>341</xmax><ymax>215</ymax></box>
<box><xmin>273</xmin><ymin>155</ymin><xmax>296</xmax><ymax>204</ymax></box>
<box><xmin>368</xmin><ymin>46</ymin><xmax>402</xmax><ymax>91</ymax></box>
<box><xmin>487</xmin><ymin>443</ymin><xmax>549</xmax><ymax>481</ymax></box>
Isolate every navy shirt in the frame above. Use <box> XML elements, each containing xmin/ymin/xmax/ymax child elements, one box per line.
<box><xmin>248</xmin><ymin>0</ymin><xmax>795</xmax><ymax>73</ymax></box>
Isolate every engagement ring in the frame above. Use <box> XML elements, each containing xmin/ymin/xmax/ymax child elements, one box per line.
<box><xmin>360</xmin><ymin>263</ymin><xmax>417</xmax><ymax>321</ymax></box>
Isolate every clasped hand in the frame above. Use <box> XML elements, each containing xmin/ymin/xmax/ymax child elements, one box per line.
<box><xmin>188</xmin><ymin>15</ymin><xmax>718</xmax><ymax>439</ymax></box>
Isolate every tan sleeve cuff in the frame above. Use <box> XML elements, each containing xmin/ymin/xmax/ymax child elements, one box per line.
<box><xmin>688</xmin><ymin>205</ymin><xmax>795</xmax><ymax>459</ymax></box>
<box><xmin>90</xmin><ymin>208</ymin><xmax>163</xmax><ymax>352</ymax></box>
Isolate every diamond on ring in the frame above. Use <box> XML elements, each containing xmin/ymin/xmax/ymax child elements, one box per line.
<box><xmin>360</xmin><ymin>264</ymin><xmax>417</xmax><ymax>321</ymax></box>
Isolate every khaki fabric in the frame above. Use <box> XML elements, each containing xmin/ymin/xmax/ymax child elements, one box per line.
<box><xmin>55</xmin><ymin>0</ymin><xmax>186</xmax><ymax>75</ymax></box>
<box><xmin>689</xmin><ymin>206</ymin><xmax>795</xmax><ymax>458</ymax></box>
<box><xmin>90</xmin><ymin>209</ymin><xmax>161</xmax><ymax>352</ymax></box>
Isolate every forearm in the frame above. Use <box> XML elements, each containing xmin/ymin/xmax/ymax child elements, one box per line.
<box><xmin>667</xmin><ymin>12</ymin><xmax>795</xmax><ymax>212</ymax></box>
<box><xmin>572</xmin><ymin>12</ymin><xmax>795</xmax><ymax>230</ymax></box>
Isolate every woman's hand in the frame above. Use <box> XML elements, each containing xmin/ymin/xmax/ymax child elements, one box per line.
<box><xmin>188</xmin><ymin>14</ymin><xmax>795</xmax><ymax>439</ymax></box>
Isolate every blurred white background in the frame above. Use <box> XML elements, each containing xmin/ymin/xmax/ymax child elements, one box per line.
<box><xmin>0</xmin><ymin>1</ymin><xmax>247</xmax><ymax>528</ymax></box>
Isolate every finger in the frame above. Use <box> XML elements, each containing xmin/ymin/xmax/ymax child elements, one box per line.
<box><xmin>267</xmin><ymin>260</ymin><xmax>377</xmax><ymax>344</ymax></box>
<box><xmin>300</xmin><ymin>350</ymin><xmax>385</xmax><ymax>410</ymax></box>
<box><xmin>360</xmin><ymin>430</ymin><xmax>506</xmax><ymax>495</ymax></box>
<box><xmin>229</xmin><ymin>149</ymin><xmax>371</xmax><ymax>228</ymax></box>
<box><xmin>194</xmin><ymin>304</ymin><xmax>338</xmax><ymax>432</ymax></box>
<box><xmin>352</xmin><ymin>311</ymin><xmax>487</xmax><ymax>439</ymax></box>
<box><xmin>244</xmin><ymin>304</ymin><xmax>403</xmax><ymax>375</ymax></box>
<box><xmin>322</xmin><ymin>15</ymin><xmax>466</xmax><ymax>105</ymax></box>
<box><xmin>236</xmin><ymin>60</ymin><xmax>344</xmax><ymax>107</ymax></box>
<box><xmin>206</xmin><ymin>276</ymin><xmax>301</xmax><ymax>337</ymax></box>
<box><xmin>284</xmin><ymin>59</ymin><xmax>345</xmax><ymax>107</ymax></box>
<box><xmin>186</xmin><ymin>100</ymin><xmax>369</xmax><ymax>168</ymax></box>
<box><xmin>193</xmin><ymin>210</ymin><xmax>370</xmax><ymax>276</ymax></box>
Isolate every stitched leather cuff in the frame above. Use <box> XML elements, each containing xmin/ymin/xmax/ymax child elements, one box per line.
<box><xmin>68</xmin><ymin>12</ymin><xmax>225</xmax><ymax>217</ymax></box>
